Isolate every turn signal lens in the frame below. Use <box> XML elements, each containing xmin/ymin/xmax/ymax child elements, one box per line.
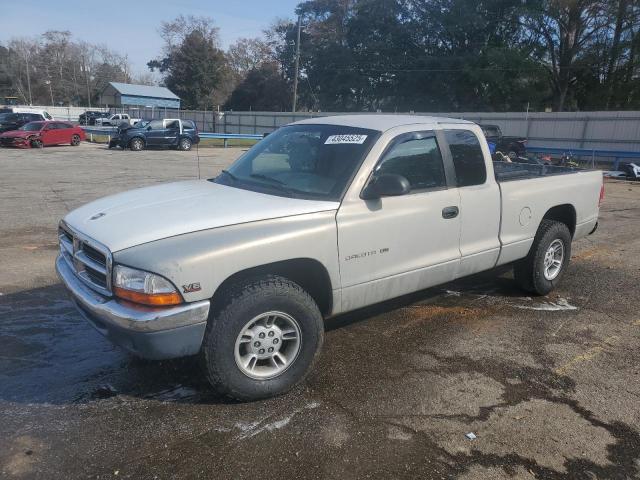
<box><xmin>113</xmin><ymin>265</ymin><xmax>183</xmax><ymax>306</ymax></box>
<box><xmin>113</xmin><ymin>287</ymin><xmax>183</xmax><ymax>306</ymax></box>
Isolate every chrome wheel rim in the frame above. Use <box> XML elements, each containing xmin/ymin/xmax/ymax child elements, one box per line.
<box><xmin>181</xmin><ymin>139</ymin><xmax>191</xmax><ymax>150</ymax></box>
<box><xmin>543</xmin><ymin>239</ymin><xmax>564</xmax><ymax>280</ymax></box>
<box><xmin>234</xmin><ymin>311</ymin><xmax>301</xmax><ymax>380</ymax></box>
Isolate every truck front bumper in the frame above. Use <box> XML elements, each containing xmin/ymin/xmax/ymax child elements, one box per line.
<box><xmin>56</xmin><ymin>255</ymin><xmax>210</xmax><ymax>360</ymax></box>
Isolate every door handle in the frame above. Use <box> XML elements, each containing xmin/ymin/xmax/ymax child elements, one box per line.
<box><xmin>442</xmin><ymin>206</ymin><xmax>459</xmax><ymax>219</ymax></box>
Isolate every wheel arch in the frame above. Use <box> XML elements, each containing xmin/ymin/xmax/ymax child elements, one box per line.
<box><xmin>541</xmin><ymin>204</ymin><xmax>576</xmax><ymax>237</ymax></box>
<box><xmin>211</xmin><ymin>258</ymin><xmax>333</xmax><ymax>317</ymax></box>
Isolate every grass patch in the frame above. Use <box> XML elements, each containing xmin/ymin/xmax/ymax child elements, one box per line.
<box><xmin>199</xmin><ymin>138</ymin><xmax>259</xmax><ymax>148</ymax></box>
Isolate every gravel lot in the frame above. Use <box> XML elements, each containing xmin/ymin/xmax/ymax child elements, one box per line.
<box><xmin>1</xmin><ymin>142</ymin><xmax>639</xmax><ymax>479</ymax></box>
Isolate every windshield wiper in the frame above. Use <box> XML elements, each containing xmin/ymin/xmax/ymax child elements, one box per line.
<box><xmin>250</xmin><ymin>173</ymin><xmax>286</xmax><ymax>185</ymax></box>
<box><xmin>220</xmin><ymin>169</ymin><xmax>239</xmax><ymax>182</ymax></box>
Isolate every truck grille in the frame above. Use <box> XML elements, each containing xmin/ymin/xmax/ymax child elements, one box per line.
<box><xmin>59</xmin><ymin>222</ymin><xmax>112</xmax><ymax>296</ymax></box>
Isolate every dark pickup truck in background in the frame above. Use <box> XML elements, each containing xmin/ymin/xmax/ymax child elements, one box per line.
<box><xmin>481</xmin><ymin>124</ymin><xmax>527</xmax><ymax>158</ymax></box>
<box><xmin>79</xmin><ymin>110</ymin><xmax>109</xmax><ymax>126</ymax></box>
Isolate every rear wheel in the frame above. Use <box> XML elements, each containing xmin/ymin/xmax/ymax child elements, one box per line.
<box><xmin>514</xmin><ymin>220</ymin><xmax>572</xmax><ymax>295</ymax></box>
<box><xmin>129</xmin><ymin>137</ymin><xmax>144</xmax><ymax>151</ymax></box>
<box><xmin>71</xmin><ymin>134</ymin><xmax>81</xmax><ymax>146</ymax></box>
<box><xmin>178</xmin><ymin>137</ymin><xmax>192</xmax><ymax>151</ymax></box>
<box><xmin>200</xmin><ymin>275</ymin><xmax>324</xmax><ymax>401</ymax></box>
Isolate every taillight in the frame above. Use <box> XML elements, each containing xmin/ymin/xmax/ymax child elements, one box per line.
<box><xmin>599</xmin><ymin>182</ymin><xmax>605</xmax><ymax>207</ymax></box>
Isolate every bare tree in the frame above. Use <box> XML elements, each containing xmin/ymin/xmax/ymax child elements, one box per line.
<box><xmin>524</xmin><ymin>0</ymin><xmax>610</xmax><ymax>111</ymax></box>
<box><xmin>227</xmin><ymin>37</ymin><xmax>273</xmax><ymax>76</ymax></box>
<box><xmin>158</xmin><ymin>14</ymin><xmax>220</xmax><ymax>54</ymax></box>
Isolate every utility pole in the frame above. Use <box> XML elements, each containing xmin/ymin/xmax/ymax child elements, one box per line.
<box><xmin>292</xmin><ymin>15</ymin><xmax>302</xmax><ymax>113</ymax></box>
<box><xmin>24</xmin><ymin>52</ymin><xmax>33</xmax><ymax>105</ymax></box>
<box><xmin>82</xmin><ymin>55</ymin><xmax>92</xmax><ymax>108</ymax></box>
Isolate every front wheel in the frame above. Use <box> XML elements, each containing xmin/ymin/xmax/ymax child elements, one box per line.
<box><xmin>178</xmin><ymin>137</ymin><xmax>192</xmax><ymax>151</ymax></box>
<box><xmin>129</xmin><ymin>138</ymin><xmax>144</xmax><ymax>151</ymax></box>
<box><xmin>200</xmin><ymin>275</ymin><xmax>324</xmax><ymax>401</ymax></box>
<box><xmin>514</xmin><ymin>220</ymin><xmax>572</xmax><ymax>295</ymax></box>
<box><xmin>30</xmin><ymin>138</ymin><xmax>43</xmax><ymax>149</ymax></box>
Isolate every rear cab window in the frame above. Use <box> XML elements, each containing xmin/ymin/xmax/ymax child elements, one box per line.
<box><xmin>444</xmin><ymin>129</ymin><xmax>487</xmax><ymax>187</ymax></box>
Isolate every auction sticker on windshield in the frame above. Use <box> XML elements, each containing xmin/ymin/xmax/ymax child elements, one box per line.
<box><xmin>325</xmin><ymin>134</ymin><xmax>368</xmax><ymax>144</ymax></box>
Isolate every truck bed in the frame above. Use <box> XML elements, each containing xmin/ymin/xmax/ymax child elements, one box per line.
<box><xmin>493</xmin><ymin>161</ymin><xmax>579</xmax><ymax>182</ymax></box>
<box><xmin>494</xmin><ymin>163</ymin><xmax>602</xmax><ymax>266</ymax></box>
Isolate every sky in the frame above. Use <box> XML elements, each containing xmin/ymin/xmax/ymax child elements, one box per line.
<box><xmin>0</xmin><ymin>0</ymin><xmax>301</xmax><ymax>75</ymax></box>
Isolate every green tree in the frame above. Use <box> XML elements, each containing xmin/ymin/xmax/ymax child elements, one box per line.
<box><xmin>148</xmin><ymin>30</ymin><xmax>228</xmax><ymax>109</ymax></box>
<box><xmin>225</xmin><ymin>62</ymin><xmax>290</xmax><ymax>111</ymax></box>
<box><xmin>148</xmin><ymin>16</ymin><xmax>230</xmax><ymax>109</ymax></box>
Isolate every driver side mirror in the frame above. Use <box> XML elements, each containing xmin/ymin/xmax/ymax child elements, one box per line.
<box><xmin>361</xmin><ymin>173</ymin><xmax>411</xmax><ymax>200</ymax></box>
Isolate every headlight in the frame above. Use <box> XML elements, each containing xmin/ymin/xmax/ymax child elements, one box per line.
<box><xmin>113</xmin><ymin>265</ymin><xmax>182</xmax><ymax>306</ymax></box>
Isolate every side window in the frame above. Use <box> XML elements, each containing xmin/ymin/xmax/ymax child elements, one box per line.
<box><xmin>444</xmin><ymin>130</ymin><xmax>487</xmax><ymax>187</ymax></box>
<box><xmin>148</xmin><ymin>120</ymin><xmax>164</xmax><ymax>130</ymax></box>
<box><xmin>375</xmin><ymin>134</ymin><xmax>447</xmax><ymax>191</ymax></box>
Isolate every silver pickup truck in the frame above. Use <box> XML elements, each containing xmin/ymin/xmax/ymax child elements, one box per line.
<box><xmin>56</xmin><ymin>115</ymin><xmax>603</xmax><ymax>400</ymax></box>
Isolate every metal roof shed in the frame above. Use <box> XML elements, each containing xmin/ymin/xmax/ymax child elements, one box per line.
<box><xmin>100</xmin><ymin>82</ymin><xmax>181</xmax><ymax>108</ymax></box>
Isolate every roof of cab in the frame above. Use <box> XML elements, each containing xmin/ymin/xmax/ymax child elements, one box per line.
<box><xmin>292</xmin><ymin>114</ymin><xmax>473</xmax><ymax>132</ymax></box>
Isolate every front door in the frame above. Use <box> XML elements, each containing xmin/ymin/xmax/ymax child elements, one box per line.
<box><xmin>144</xmin><ymin>120</ymin><xmax>165</xmax><ymax>146</ymax></box>
<box><xmin>337</xmin><ymin>130</ymin><xmax>461</xmax><ymax>312</ymax></box>
<box><xmin>40</xmin><ymin>124</ymin><xmax>59</xmax><ymax>145</ymax></box>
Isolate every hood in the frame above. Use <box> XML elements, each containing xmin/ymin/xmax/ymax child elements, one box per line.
<box><xmin>0</xmin><ymin>129</ymin><xmax>31</xmax><ymax>137</ymax></box>
<box><xmin>63</xmin><ymin>180</ymin><xmax>339</xmax><ymax>252</ymax></box>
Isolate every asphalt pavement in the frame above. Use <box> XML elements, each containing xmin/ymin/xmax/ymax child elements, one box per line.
<box><xmin>0</xmin><ymin>142</ymin><xmax>639</xmax><ymax>479</ymax></box>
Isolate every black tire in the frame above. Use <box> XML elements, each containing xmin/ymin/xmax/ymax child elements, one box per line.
<box><xmin>200</xmin><ymin>275</ymin><xmax>324</xmax><ymax>401</ymax></box>
<box><xmin>178</xmin><ymin>137</ymin><xmax>192</xmax><ymax>151</ymax></box>
<box><xmin>129</xmin><ymin>137</ymin><xmax>144</xmax><ymax>151</ymax></box>
<box><xmin>514</xmin><ymin>219</ymin><xmax>572</xmax><ymax>295</ymax></box>
<box><xmin>30</xmin><ymin>138</ymin><xmax>43</xmax><ymax>149</ymax></box>
<box><xmin>71</xmin><ymin>134</ymin><xmax>81</xmax><ymax>146</ymax></box>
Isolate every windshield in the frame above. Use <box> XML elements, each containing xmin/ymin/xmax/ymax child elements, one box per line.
<box><xmin>20</xmin><ymin>122</ymin><xmax>44</xmax><ymax>131</ymax></box>
<box><xmin>212</xmin><ymin>124</ymin><xmax>379</xmax><ymax>201</ymax></box>
<box><xmin>0</xmin><ymin>113</ymin><xmax>20</xmax><ymax>123</ymax></box>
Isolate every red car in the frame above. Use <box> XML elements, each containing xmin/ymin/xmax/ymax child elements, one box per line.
<box><xmin>0</xmin><ymin>121</ymin><xmax>85</xmax><ymax>148</ymax></box>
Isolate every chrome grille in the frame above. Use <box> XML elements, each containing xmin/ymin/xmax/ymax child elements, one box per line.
<box><xmin>58</xmin><ymin>222</ymin><xmax>112</xmax><ymax>296</ymax></box>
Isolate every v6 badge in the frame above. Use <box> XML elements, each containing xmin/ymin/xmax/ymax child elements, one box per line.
<box><xmin>182</xmin><ymin>283</ymin><xmax>202</xmax><ymax>293</ymax></box>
